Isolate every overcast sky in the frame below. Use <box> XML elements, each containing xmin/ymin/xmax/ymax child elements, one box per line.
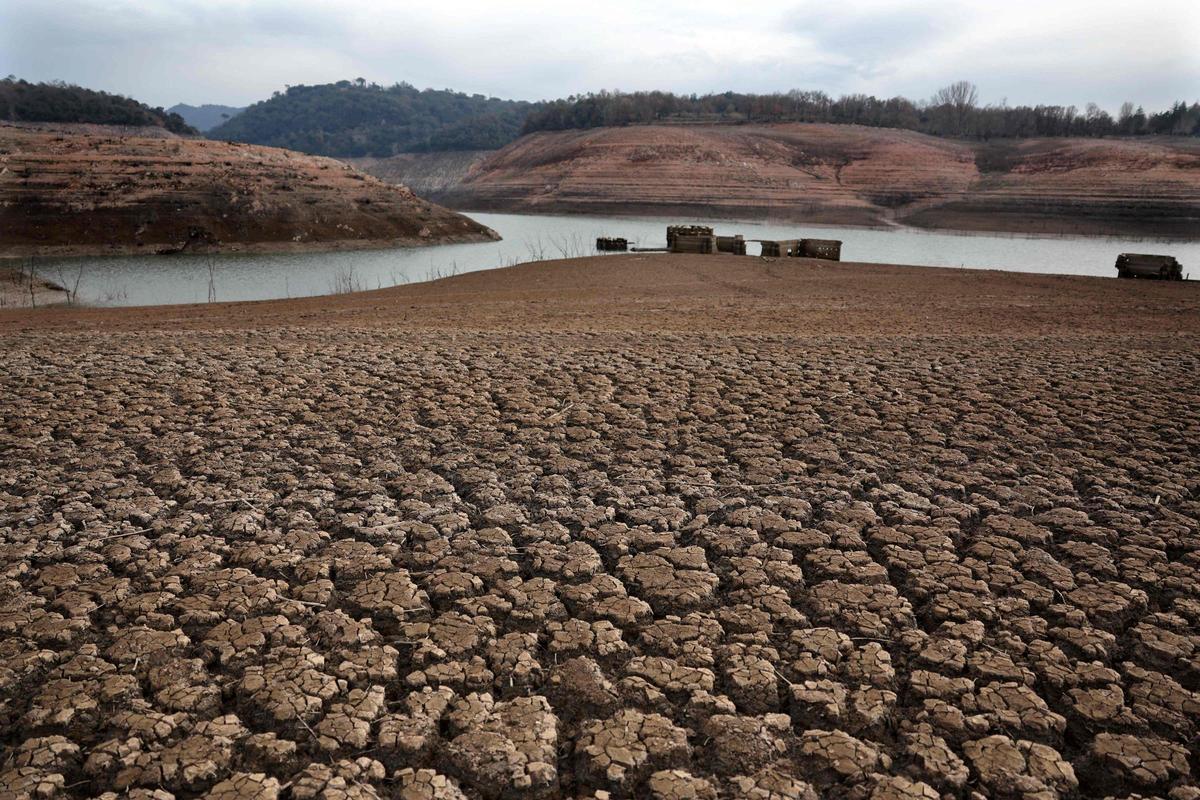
<box><xmin>2</xmin><ymin>0</ymin><xmax>1197</xmax><ymax>113</ymax></box>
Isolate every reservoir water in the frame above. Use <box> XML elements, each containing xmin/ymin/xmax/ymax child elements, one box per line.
<box><xmin>22</xmin><ymin>212</ymin><xmax>1200</xmax><ymax>307</ymax></box>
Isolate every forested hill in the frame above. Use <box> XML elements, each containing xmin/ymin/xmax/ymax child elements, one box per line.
<box><xmin>207</xmin><ymin>80</ymin><xmax>537</xmax><ymax>157</ymax></box>
<box><xmin>0</xmin><ymin>79</ymin><xmax>196</xmax><ymax>134</ymax></box>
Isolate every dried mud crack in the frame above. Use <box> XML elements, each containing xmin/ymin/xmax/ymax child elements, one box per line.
<box><xmin>1</xmin><ymin>255</ymin><xmax>1199</xmax><ymax>799</ymax></box>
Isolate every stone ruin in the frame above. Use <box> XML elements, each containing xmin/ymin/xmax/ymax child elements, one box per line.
<box><xmin>659</xmin><ymin>226</ymin><xmax>841</xmax><ymax>260</ymax></box>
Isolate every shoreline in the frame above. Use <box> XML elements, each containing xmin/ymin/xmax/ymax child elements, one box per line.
<box><xmin>4</xmin><ymin>234</ymin><xmax>1195</xmax><ymax>311</ymax></box>
<box><xmin>458</xmin><ymin>207</ymin><xmax>1200</xmax><ymax>245</ymax></box>
<box><xmin>0</xmin><ymin>229</ymin><xmax>500</xmax><ymax>261</ymax></box>
<box><xmin>447</xmin><ymin>201</ymin><xmax>1200</xmax><ymax>242</ymax></box>
<box><xmin>4</xmin><ymin>254</ymin><xmax>1197</xmax><ymax>334</ymax></box>
<box><xmin>2</xmin><ymin>253</ymin><xmax>1197</xmax><ymax>317</ymax></box>
<box><xmin>0</xmin><ymin>265</ymin><xmax>69</xmax><ymax>308</ymax></box>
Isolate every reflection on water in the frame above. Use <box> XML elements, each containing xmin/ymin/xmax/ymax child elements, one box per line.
<box><xmin>25</xmin><ymin>212</ymin><xmax>1200</xmax><ymax>307</ymax></box>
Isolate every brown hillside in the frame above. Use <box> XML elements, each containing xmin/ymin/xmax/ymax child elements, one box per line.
<box><xmin>346</xmin><ymin>150</ymin><xmax>491</xmax><ymax>197</ymax></box>
<box><xmin>0</xmin><ymin>125</ymin><xmax>498</xmax><ymax>257</ymax></box>
<box><xmin>422</xmin><ymin>123</ymin><xmax>1200</xmax><ymax>237</ymax></box>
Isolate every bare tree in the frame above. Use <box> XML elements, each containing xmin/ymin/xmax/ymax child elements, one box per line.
<box><xmin>206</xmin><ymin>257</ymin><xmax>217</xmax><ymax>303</ymax></box>
<box><xmin>524</xmin><ymin>236</ymin><xmax>547</xmax><ymax>261</ymax></box>
<box><xmin>932</xmin><ymin>81</ymin><xmax>979</xmax><ymax>136</ymax></box>
<box><xmin>53</xmin><ymin>263</ymin><xmax>85</xmax><ymax>306</ymax></box>
<box><xmin>1118</xmin><ymin>101</ymin><xmax>1135</xmax><ymax>133</ymax></box>
<box><xmin>933</xmin><ymin>81</ymin><xmax>979</xmax><ymax>109</ymax></box>
<box><xmin>1064</xmin><ymin>105</ymin><xmax>1078</xmax><ymax>134</ymax></box>
<box><xmin>25</xmin><ymin>258</ymin><xmax>37</xmax><ymax>309</ymax></box>
<box><xmin>328</xmin><ymin>265</ymin><xmax>362</xmax><ymax>294</ymax></box>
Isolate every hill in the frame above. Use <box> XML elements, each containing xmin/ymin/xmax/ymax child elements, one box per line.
<box><xmin>169</xmin><ymin>103</ymin><xmax>245</xmax><ymax>132</ymax></box>
<box><xmin>427</xmin><ymin>123</ymin><xmax>1200</xmax><ymax>238</ymax></box>
<box><xmin>208</xmin><ymin>80</ymin><xmax>536</xmax><ymax>158</ymax></box>
<box><xmin>0</xmin><ymin>124</ymin><xmax>498</xmax><ymax>257</ymax></box>
<box><xmin>0</xmin><ymin>78</ymin><xmax>195</xmax><ymax>134</ymax></box>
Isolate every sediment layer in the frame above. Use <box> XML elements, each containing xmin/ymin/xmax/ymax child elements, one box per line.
<box><xmin>374</xmin><ymin>124</ymin><xmax>1200</xmax><ymax>238</ymax></box>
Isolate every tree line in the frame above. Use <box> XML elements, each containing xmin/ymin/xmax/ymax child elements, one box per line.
<box><xmin>520</xmin><ymin>83</ymin><xmax>1200</xmax><ymax>140</ymax></box>
<box><xmin>5</xmin><ymin>76</ymin><xmax>1195</xmax><ymax>156</ymax></box>
<box><xmin>0</xmin><ymin>78</ymin><xmax>196</xmax><ymax>134</ymax></box>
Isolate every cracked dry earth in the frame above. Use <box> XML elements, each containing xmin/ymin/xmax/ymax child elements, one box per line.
<box><xmin>2</xmin><ymin>254</ymin><xmax>1199</xmax><ymax>800</ymax></box>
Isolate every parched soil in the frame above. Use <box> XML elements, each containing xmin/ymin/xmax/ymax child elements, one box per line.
<box><xmin>0</xmin><ymin>125</ymin><xmax>499</xmax><ymax>258</ymax></box>
<box><xmin>2</xmin><ymin>255</ymin><xmax>1199</xmax><ymax>799</ymax></box>
<box><xmin>410</xmin><ymin>124</ymin><xmax>1200</xmax><ymax>238</ymax></box>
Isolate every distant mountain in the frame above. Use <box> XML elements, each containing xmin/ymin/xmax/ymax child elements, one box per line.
<box><xmin>0</xmin><ymin>78</ymin><xmax>196</xmax><ymax>134</ymax></box>
<box><xmin>207</xmin><ymin>80</ymin><xmax>537</xmax><ymax>158</ymax></box>
<box><xmin>168</xmin><ymin>103</ymin><xmax>245</xmax><ymax>132</ymax></box>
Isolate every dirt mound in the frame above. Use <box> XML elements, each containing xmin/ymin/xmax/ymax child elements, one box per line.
<box><xmin>0</xmin><ymin>125</ymin><xmax>499</xmax><ymax>257</ymax></box>
<box><xmin>426</xmin><ymin>124</ymin><xmax>1200</xmax><ymax>237</ymax></box>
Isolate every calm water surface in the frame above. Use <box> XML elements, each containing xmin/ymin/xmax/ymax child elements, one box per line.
<box><xmin>27</xmin><ymin>212</ymin><xmax>1200</xmax><ymax>307</ymax></box>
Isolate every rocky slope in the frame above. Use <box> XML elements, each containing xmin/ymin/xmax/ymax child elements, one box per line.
<box><xmin>0</xmin><ymin>125</ymin><xmax>498</xmax><ymax>257</ymax></box>
<box><xmin>409</xmin><ymin>123</ymin><xmax>1200</xmax><ymax>237</ymax></box>
<box><xmin>347</xmin><ymin>150</ymin><xmax>491</xmax><ymax>197</ymax></box>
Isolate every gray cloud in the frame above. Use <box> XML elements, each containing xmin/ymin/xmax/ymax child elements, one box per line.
<box><xmin>1</xmin><ymin>0</ymin><xmax>1196</xmax><ymax>113</ymax></box>
<box><xmin>786</xmin><ymin>0</ymin><xmax>966</xmax><ymax>79</ymax></box>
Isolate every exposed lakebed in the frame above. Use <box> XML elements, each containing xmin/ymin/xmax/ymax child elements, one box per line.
<box><xmin>23</xmin><ymin>212</ymin><xmax>1200</xmax><ymax>306</ymax></box>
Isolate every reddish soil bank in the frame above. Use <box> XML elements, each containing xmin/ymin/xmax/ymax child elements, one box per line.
<box><xmin>388</xmin><ymin>124</ymin><xmax>1200</xmax><ymax>238</ymax></box>
<box><xmin>2</xmin><ymin>257</ymin><xmax>1199</xmax><ymax>799</ymax></box>
<box><xmin>0</xmin><ymin>125</ymin><xmax>498</xmax><ymax>257</ymax></box>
